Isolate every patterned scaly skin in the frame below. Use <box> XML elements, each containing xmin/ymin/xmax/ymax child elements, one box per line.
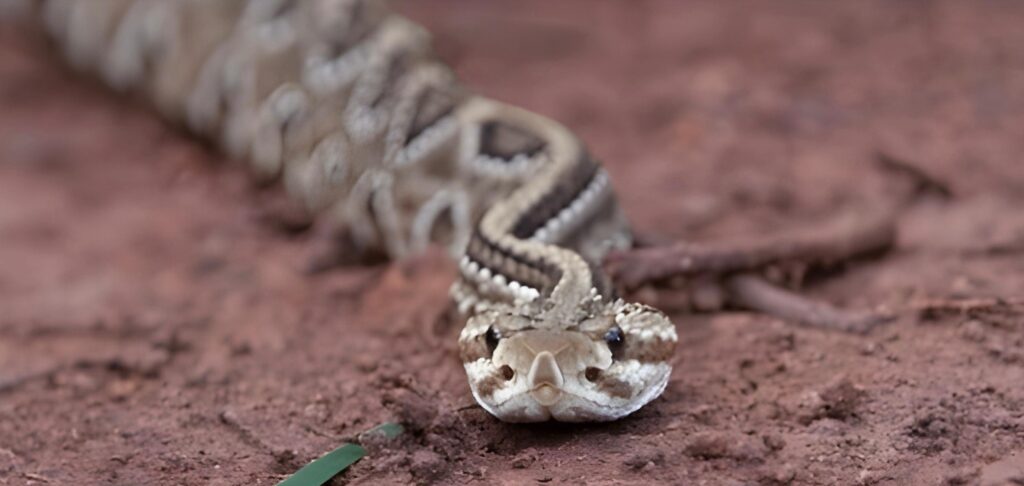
<box><xmin>19</xmin><ymin>0</ymin><xmax>677</xmax><ymax>422</ymax></box>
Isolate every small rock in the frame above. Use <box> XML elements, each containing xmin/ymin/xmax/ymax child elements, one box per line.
<box><xmin>624</xmin><ymin>450</ymin><xmax>665</xmax><ymax>470</ymax></box>
<box><xmin>820</xmin><ymin>378</ymin><xmax>865</xmax><ymax>419</ymax></box>
<box><xmin>409</xmin><ymin>449</ymin><xmax>444</xmax><ymax>483</ymax></box>
<box><xmin>353</xmin><ymin>353</ymin><xmax>379</xmax><ymax>373</ymax></box>
<box><xmin>860</xmin><ymin>342</ymin><xmax>880</xmax><ymax>356</ymax></box>
<box><xmin>107</xmin><ymin>378</ymin><xmax>141</xmax><ymax>401</ymax></box>
<box><xmin>794</xmin><ymin>377</ymin><xmax>866</xmax><ymax>425</ymax></box>
<box><xmin>511</xmin><ymin>448</ymin><xmax>537</xmax><ymax>469</ymax></box>
<box><xmin>302</xmin><ymin>402</ymin><xmax>330</xmax><ymax>423</ymax></box>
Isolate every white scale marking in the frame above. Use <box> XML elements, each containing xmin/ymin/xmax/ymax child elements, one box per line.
<box><xmin>397</xmin><ymin>116</ymin><xmax>457</xmax><ymax>166</ymax></box>
<box><xmin>528</xmin><ymin>170</ymin><xmax>609</xmax><ymax>244</ymax></box>
<box><xmin>458</xmin><ymin>256</ymin><xmax>541</xmax><ymax>303</ymax></box>
<box><xmin>471</xmin><ymin>153</ymin><xmax>541</xmax><ymax>179</ymax></box>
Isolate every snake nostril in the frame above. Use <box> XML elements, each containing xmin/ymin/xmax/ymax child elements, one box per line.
<box><xmin>499</xmin><ymin>365</ymin><xmax>514</xmax><ymax>381</ymax></box>
<box><xmin>585</xmin><ymin>367</ymin><xmax>601</xmax><ymax>382</ymax></box>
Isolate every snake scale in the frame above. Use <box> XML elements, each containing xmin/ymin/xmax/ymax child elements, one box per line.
<box><xmin>6</xmin><ymin>0</ymin><xmax>677</xmax><ymax>422</ymax></box>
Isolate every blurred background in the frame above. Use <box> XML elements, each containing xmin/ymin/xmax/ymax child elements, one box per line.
<box><xmin>1</xmin><ymin>1</ymin><xmax>1023</xmax><ymax>484</ymax></box>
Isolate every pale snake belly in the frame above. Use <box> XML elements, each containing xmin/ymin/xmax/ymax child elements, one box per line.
<box><xmin>8</xmin><ymin>0</ymin><xmax>678</xmax><ymax>422</ymax></box>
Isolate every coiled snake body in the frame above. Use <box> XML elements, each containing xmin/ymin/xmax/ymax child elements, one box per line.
<box><xmin>11</xmin><ymin>0</ymin><xmax>677</xmax><ymax>422</ymax></box>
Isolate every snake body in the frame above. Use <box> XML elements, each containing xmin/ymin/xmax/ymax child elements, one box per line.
<box><xmin>11</xmin><ymin>0</ymin><xmax>677</xmax><ymax>422</ymax></box>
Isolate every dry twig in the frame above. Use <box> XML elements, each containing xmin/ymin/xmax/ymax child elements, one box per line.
<box><xmin>605</xmin><ymin>210</ymin><xmax>898</xmax><ymax>332</ymax></box>
<box><xmin>606</xmin><ymin>211</ymin><xmax>896</xmax><ymax>289</ymax></box>
<box><xmin>725</xmin><ymin>274</ymin><xmax>892</xmax><ymax>333</ymax></box>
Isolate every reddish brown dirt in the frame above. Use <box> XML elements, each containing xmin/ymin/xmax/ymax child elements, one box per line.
<box><xmin>2</xmin><ymin>1</ymin><xmax>1024</xmax><ymax>485</ymax></box>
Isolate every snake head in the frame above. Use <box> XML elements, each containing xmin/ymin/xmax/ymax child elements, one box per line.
<box><xmin>459</xmin><ymin>302</ymin><xmax>676</xmax><ymax>422</ymax></box>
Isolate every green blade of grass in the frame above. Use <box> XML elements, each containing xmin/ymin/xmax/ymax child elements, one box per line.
<box><xmin>276</xmin><ymin>443</ymin><xmax>367</xmax><ymax>486</ymax></box>
<box><xmin>275</xmin><ymin>422</ymin><xmax>403</xmax><ymax>486</ymax></box>
<box><xmin>359</xmin><ymin>422</ymin><xmax>404</xmax><ymax>441</ymax></box>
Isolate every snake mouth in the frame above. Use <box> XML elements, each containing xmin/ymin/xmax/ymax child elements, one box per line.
<box><xmin>530</xmin><ymin>383</ymin><xmax>563</xmax><ymax>407</ymax></box>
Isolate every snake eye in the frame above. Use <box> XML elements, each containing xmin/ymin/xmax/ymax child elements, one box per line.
<box><xmin>485</xmin><ymin>325</ymin><xmax>502</xmax><ymax>355</ymax></box>
<box><xmin>604</xmin><ymin>326</ymin><xmax>625</xmax><ymax>359</ymax></box>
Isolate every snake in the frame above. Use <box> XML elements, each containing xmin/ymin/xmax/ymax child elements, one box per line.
<box><xmin>6</xmin><ymin>0</ymin><xmax>678</xmax><ymax>422</ymax></box>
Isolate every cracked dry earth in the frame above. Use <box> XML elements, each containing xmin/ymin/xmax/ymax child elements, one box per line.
<box><xmin>2</xmin><ymin>1</ymin><xmax>1024</xmax><ymax>485</ymax></box>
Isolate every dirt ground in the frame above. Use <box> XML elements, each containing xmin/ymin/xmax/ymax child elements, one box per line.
<box><xmin>2</xmin><ymin>1</ymin><xmax>1024</xmax><ymax>484</ymax></box>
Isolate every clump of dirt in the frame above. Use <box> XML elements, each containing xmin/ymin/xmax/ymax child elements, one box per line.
<box><xmin>786</xmin><ymin>377</ymin><xmax>867</xmax><ymax>425</ymax></box>
<box><xmin>3</xmin><ymin>1</ymin><xmax>1024</xmax><ymax>484</ymax></box>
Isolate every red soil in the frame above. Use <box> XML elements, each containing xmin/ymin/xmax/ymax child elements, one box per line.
<box><xmin>2</xmin><ymin>1</ymin><xmax>1023</xmax><ymax>484</ymax></box>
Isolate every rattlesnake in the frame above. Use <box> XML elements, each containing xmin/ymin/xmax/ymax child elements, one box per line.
<box><xmin>7</xmin><ymin>0</ymin><xmax>677</xmax><ymax>422</ymax></box>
